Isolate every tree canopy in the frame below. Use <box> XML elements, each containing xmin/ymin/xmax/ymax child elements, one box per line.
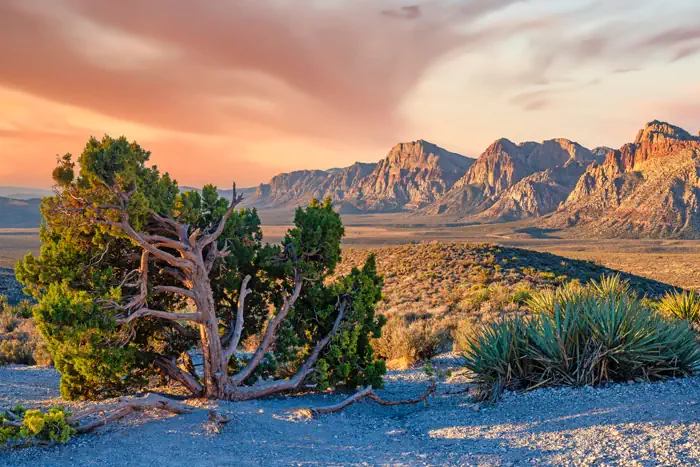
<box><xmin>17</xmin><ymin>135</ymin><xmax>386</xmax><ymax>400</ymax></box>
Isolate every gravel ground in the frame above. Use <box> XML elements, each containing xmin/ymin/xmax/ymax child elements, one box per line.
<box><xmin>2</xmin><ymin>359</ymin><xmax>700</xmax><ymax>466</ymax></box>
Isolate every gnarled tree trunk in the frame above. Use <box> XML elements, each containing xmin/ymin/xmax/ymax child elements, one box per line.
<box><xmin>92</xmin><ymin>184</ymin><xmax>341</xmax><ymax>401</ymax></box>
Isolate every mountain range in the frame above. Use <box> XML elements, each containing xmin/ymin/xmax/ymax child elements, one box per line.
<box><xmin>3</xmin><ymin>120</ymin><xmax>700</xmax><ymax>238</ymax></box>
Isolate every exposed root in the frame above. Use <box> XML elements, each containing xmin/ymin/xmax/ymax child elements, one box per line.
<box><xmin>300</xmin><ymin>381</ymin><xmax>437</xmax><ymax>418</ymax></box>
<box><xmin>68</xmin><ymin>393</ymin><xmax>194</xmax><ymax>434</ymax></box>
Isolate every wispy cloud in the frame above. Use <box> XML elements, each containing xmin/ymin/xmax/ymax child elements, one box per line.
<box><xmin>0</xmin><ymin>0</ymin><xmax>699</xmax><ymax>187</ymax></box>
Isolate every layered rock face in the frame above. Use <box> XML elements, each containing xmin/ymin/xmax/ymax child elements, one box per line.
<box><xmin>241</xmin><ymin>140</ymin><xmax>473</xmax><ymax>212</ymax></box>
<box><xmin>542</xmin><ymin>121</ymin><xmax>700</xmax><ymax>237</ymax></box>
<box><xmin>241</xmin><ymin>163</ymin><xmax>376</xmax><ymax>209</ymax></box>
<box><xmin>425</xmin><ymin>138</ymin><xmax>602</xmax><ymax>218</ymax></box>
<box><xmin>346</xmin><ymin>140</ymin><xmax>473</xmax><ymax>211</ymax></box>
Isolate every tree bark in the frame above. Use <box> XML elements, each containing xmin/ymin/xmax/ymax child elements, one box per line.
<box><xmin>192</xmin><ymin>263</ymin><xmax>229</xmax><ymax>399</ymax></box>
<box><xmin>302</xmin><ymin>381</ymin><xmax>437</xmax><ymax>417</ymax></box>
<box><xmin>68</xmin><ymin>394</ymin><xmax>193</xmax><ymax>433</ymax></box>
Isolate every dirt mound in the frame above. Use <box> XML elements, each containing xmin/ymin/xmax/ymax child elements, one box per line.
<box><xmin>336</xmin><ymin>242</ymin><xmax>675</xmax><ymax>316</ymax></box>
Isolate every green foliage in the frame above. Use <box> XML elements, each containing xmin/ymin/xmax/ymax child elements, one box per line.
<box><xmin>463</xmin><ymin>278</ymin><xmax>700</xmax><ymax>401</ymax></box>
<box><xmin>587</xmin><ymin>274</ymin><xmax>631</xmax><ymax>298</ymax></box>
<box><xmin>17</xmin><ymin>135</ymin><xmax>386</xmax><ymax>399</ymax></box>
<box><xmin>657</xmin><ymin>289</ymin><xmax>700</xmax><ymax>323</ymax></box>
<box><xmin>314</xmin><ymin>255</ymin><xmax>386</xmax><ymax>390</ymax></box>
<box><xmin>1</xmin><ymin>405</ymin><xmax>75</xmax><ymax>446</ymax></box>
<box><xmin>33</xmin><ymin>284</ymin><xmax>140</xmax><ymax>400</ymax></box>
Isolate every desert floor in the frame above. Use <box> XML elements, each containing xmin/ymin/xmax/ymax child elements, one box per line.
<box><xmin>2</xmin><ymin>356</ymin><xmax>700</xmax><ymax>466</ymax></box>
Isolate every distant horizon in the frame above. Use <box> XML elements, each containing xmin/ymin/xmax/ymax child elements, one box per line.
<box><xmin>3</xmin><ymin>118</ymin><xmax>699</xmax><ymax>192</ymax></box>
<box><xmin>1</xmin><ymin>0</ymin><xmax>699</xmax><ymax>188</ymax></box>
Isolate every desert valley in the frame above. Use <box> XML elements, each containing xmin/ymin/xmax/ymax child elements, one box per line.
<box><xmin>4</xmin><ymin>0</ymin><xmax>700</xmax><ymax>464</ymax></box>
<box><xmin>3</xmin><ymin>120</ymin><xmax>700</xmax><ymax>465</ymax></box>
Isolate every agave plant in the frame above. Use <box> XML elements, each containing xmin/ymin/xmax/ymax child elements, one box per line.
<box><xmin>656</xmin><ymin>289</ymin><xmax>700</xmax><ymax>323</ymax></box>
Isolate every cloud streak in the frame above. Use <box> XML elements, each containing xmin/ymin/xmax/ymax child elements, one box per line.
<box><xmin>0</xmin><ymin>0</ymin><xmax>699</xmax><ymax>187</ymax></box>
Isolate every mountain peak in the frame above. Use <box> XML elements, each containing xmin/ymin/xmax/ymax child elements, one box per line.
<box><xmin>634</xmin><ymin>120</ymin><xmax>697</xmax><ymax>145</ymax></box>
<box><xmin>385</xmin><ymin>140</ymin><xmax>470</xmax><ymax>167</ymax></box>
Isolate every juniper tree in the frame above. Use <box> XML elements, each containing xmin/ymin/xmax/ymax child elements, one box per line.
<box><xmin>17</xmin><ymin>135</ymin><xmax>386</xmax><ymax>400</ymax></box>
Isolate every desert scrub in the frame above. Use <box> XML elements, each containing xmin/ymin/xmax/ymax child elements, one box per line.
<box><xmin>373</xmin><ymin>314</ymin><xmax>451</xmax><ymax>369</ymax></box>
<box><xmin>0</xmin><ymin>296</ymin><xmax>51</xmax><ymax>366</ymax></box>
<box><xmin>463</xmin><ymin>279</ymin><xmax>700</xmax><ymax>401</ymax></box>
<box><xmin>1</xmin><ymin>405</ymin><xmax>75</xmax><ymax>447</ymax></box>
<box><xmin>334</xmin><ymin>243</ymin><xmax>674</xmax><ymax>317</ymax></box>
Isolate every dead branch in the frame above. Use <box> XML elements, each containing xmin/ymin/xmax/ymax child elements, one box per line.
<box><xmin>226</xmin><ymin>297</ymin><xmax>347</xmax><ymax>400</ymax></box>
<box><xmin>154</xmin><ymin>356</ymin><xmax>204</xmax><ymax>396</ymax></box>
<box><xmin>153</xmin><ymin>285</ymin><xmax>195</xmax><ymax>300</ymax></box>
<box><xmin>222</xmin><ymin>275</ymin><xmax>252</xmax><ymax>361</ymax></box>
<box><xmin>303</xmin><ymin>381</ymin><xmax>437</xmax><ymax>417</ymax></box>
<box><xmin>2</xmin><ymin>419</ymin><xmax>22</xmax><ymax>429</ymax></box>
<box><xmin>115</xmin><ymin>307</ymin><xmax>202</xmax><ymax>325</ymax></box>
<box><xmin>120</xmin><ymin>250</ymin><xmax>150</xmax><ymax>312</ymax></box>
<box><xmin>207</xmin><ymin>410</ymin><xmax>233</xmax><ymax>433</ymax></box>
<box><xmin>229</xmin><ymin>270</ymin><xmax>303</xmax><ymax>386</ymax></box>
<box><xmin>68</xmin><ymin>394</ymin><xmax>194</xmax><ymax>434</ymax></box>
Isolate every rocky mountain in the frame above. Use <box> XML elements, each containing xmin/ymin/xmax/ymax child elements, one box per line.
<box><xmin>240</xmin><ymin>140</ymin><xmax>473</xmax><ymax>212</ymax></box>
<box><xmin>542</xmin><ymin>121</ymin><xmax>700</xmax><ymax>238</ymax></box>
<box><xmin>424</xmin><ymin>138</ymin><xmax>603</xmax><ymax>218</ymax></box>
<box><xmin>0</xmin><ymin>197</ymin><xmax>42</xmax><ymax>228</ymax></box>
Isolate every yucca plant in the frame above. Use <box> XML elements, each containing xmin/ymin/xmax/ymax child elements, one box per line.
<box><xmin>588</xmin><ymin>274</ymin><xmax>631</xmax><ymax>299</ymax></box>
<box><xmin>656</xmin><ymin>289</ymin><xmax>700</xmax><ymax>323</ymax></box>
<box><xmin>461</xmin><ymin>316</ymin><xmax>529</xmax><ymax>401</ymax></box>
<box><xmin>526</xmin><ymin>281</ymin><xmax>588</xmax><ymax>316</ymax></box>
<box><xmin>525</xmin><ymin>300</ymin><xmax>598</xmax><ymax>387</ymax></box>
<box><xmin>464</xmin><ymin>283</ymin><xmax>700</xmax><ymax>400</ymax></box>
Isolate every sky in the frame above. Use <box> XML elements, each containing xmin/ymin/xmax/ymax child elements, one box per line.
<box><xmin>1</xmin><ymin>0</ymin><xmax>699</xmax><ymax>189</ymax></box>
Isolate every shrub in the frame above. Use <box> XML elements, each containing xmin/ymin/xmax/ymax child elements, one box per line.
<box><xmin>453</xmin><ymin>316</ymin><xmax>484</xmax><ymax>353</ymax></box>
<box><xmin>463</xmin><ymin>284</ymin><xmax>700</xmax><ymax>400</ymax></box>
<box><xmin>509</xmin><ymin>283</ymin><xmax>532</xmax><ymax>306</ymax></box>
<box><xmin>1</xmin><ymin>405</ymin><xmax>75</xmax><ymax>446</ymax></box>
<box><xmin>373</xmin><ymin>314</ymin><xmax>450</xmax><ymax>369</ymax></box>
<box><xmin>0</xmin><ymin>300</ymin><xmax>50</xmax><ymax>366</ymax></box>
<box><xmin>657</xmin><ymin>289</ymin><xmax>700</xmax><ymax>323</ymax></box>
<box><xmin>588</xmin><ymin>274</ymin><xmax>631</xmax><ymax>298</ymax></box>
<box><xmin>17</xmin><ymin>136</ymin><xmax>386</xmax><ymax>400</ymax></box>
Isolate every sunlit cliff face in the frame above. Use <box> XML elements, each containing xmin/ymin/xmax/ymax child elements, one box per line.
<box><xmin>0</xmin><ymin>0</ymin><xmax>699</xmax><ymax>188</ymax></box>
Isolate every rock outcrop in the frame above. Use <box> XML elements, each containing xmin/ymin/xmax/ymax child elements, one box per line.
<box><xmin>425</xmin><ymin>138</ymin><xmax>602</xmax><ymax>218</ymax></box>
<box><xmin>542</xmin><ymin>121</ymin><xmax>700</xmax><ymax>237</ymax></box>
<box><xmin>240</xmin><ymin>140</ymin><xmax>473</xmax><ymax>212</ymax></box>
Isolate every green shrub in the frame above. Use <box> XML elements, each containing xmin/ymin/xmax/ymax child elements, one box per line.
<box><xmin>509</xmin><ymin>283</ymin><xmax>532</xmax><ymax>306</ymax></box>
<box><xmin>463</xmin><ymin>285</ymin><xmax>700</xmax><ymax>400</ymax></box>
<box><xmin>1</xmin><ymin>405</ymin><xmax>75</xmax><ymax>446</ymax></box>
<box><xmin>657</xmin><ymin>289</ymin><xmax>700</xmax><ymax>323</ymax></box>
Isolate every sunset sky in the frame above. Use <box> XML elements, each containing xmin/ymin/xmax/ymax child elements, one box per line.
<box><xmin>1</xmin><ymin>0</ymin><xmax>699</xmax><ymax>189</ymax></box>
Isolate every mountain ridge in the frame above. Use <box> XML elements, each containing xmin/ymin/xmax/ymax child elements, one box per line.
<box><xmin>541</xmin><ymin>121</ymin><xmax>700</xmax><ymax>238</ymax></box>
<box><xmin>6</xmin><ymin>120</ymin><xmax>700</xmax><ymax>238</ymax></box>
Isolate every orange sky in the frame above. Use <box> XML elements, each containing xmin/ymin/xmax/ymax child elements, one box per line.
<box><xmin>1</xmin><ymin>0</ymin><xmax>699</xmax><ymax>189</ymax></box>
